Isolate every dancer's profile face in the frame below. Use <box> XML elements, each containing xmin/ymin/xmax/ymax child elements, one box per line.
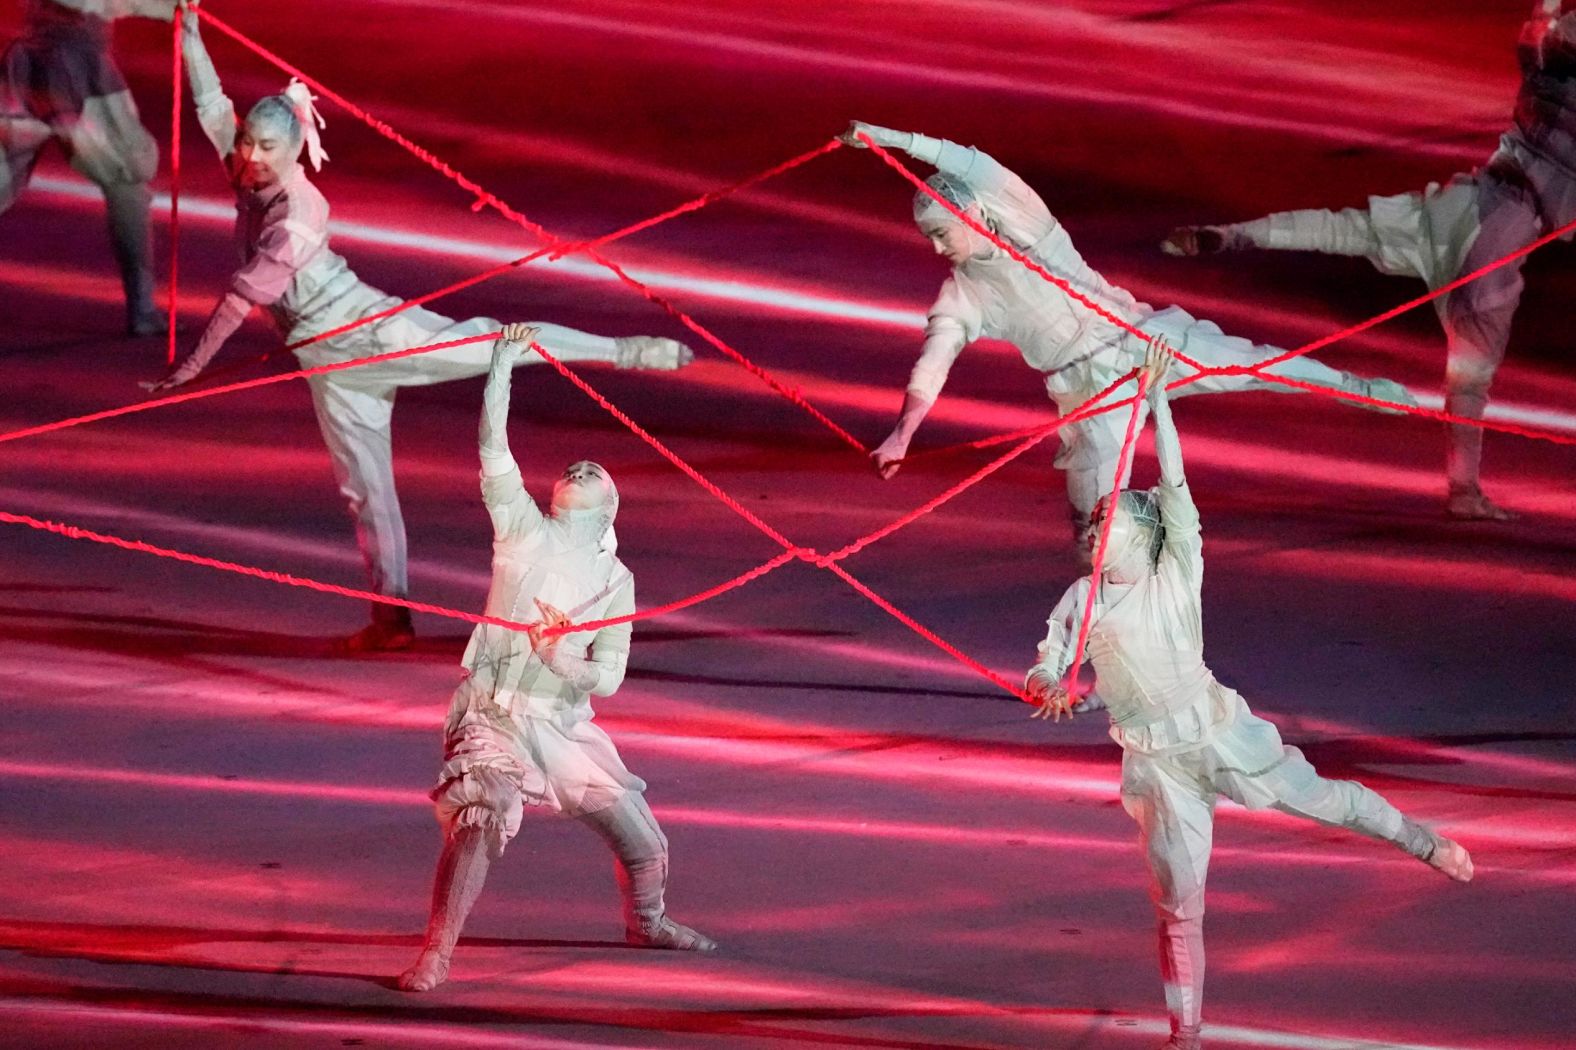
<box><xmin>551</xmin><ymin>461</ymin><xmax>612</xmax><ymax>512</ymax></box>
<box><xmin>919</xmin><ymin>217</ymin><xmax>990</xmax><ymax>265</ymax></box>
<box><xmin>237</xmin><ymin>118</ymin><xmax>300</xmax><ymax>186</ymax></box>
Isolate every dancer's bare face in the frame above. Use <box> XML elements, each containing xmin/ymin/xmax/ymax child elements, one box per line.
<box><xmin>552</xmin><ymin>461</ymin><xmax>612</xmax><ymax>512</ymax></box>
<box><xmin>237</xmin><ymin>119</ymin><xmax>299</xmax><ymax>186</ymax></box>
<box><xmin>920</xmin><ymin>219</ymin><xmax>993</xmax><ymax>265</ymax></box>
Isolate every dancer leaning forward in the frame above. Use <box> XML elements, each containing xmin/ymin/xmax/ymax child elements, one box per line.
<box><xmin>1024</xmin><ymin>338</ymin><xmax>1472</xmax><ymax>1050</ymax></box>
<box><xmin>149</xmin><ymin>1</ymin><xmax>692</xmax><ymax>651</ymax></box>
<box><xmin>398</xmin><ymin>324</ymin><xmax>715</xmax><ymax>993</ymax></box>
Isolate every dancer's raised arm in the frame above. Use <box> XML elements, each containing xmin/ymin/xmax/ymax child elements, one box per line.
<box><xmin>177</xmin><ymin>1</ymin><xmax>237</xmax><ymax>161</ymax></box>
<box><xmin>479</xmin><ymin>324</ymin><xmax>545</xmax><ymax>539</ymax></box>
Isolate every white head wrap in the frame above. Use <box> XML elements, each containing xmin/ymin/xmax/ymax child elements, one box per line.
<box><xmin>1116</xmin><ymin>488</ymin><xmax>1165</xmax><ymax>566</ymax></box>
<box><xmin>552</xmin><ymin>466</ymin><xmax>619</xmax><ymax>558</ymax></box>
<box><xmin>281</xmin><ymin>78</ymin><xmax>329</xmax><ymax>171</ymax></box>
<box><xmin>912</xmin><ymin>173</ymin><xmax>977</xmax><ymax>227</ymax></box>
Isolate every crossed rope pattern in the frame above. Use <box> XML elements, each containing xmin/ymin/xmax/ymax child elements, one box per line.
<box><xmin>3</xmin><ymin>10</ymin><xmax>1572</xmax><ymax>705</ymax></box>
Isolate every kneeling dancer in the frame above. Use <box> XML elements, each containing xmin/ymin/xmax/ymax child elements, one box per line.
<box><xmin>1024</xmin><ymin>339</ymin><xmax>1472</xmax><ymax>1049</ymax></box>
<box><xmin>400</xmin><ymin>324</ymin><xmax>715</xmax><ymax>993</ymax></box>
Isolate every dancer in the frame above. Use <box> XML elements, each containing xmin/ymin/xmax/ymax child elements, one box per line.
<box><xmin>839</xmin><ymin>122</ymin><xmax>1416</xmax><ymax>542</ymax></box>
<box><xmin>1162</xmin><ymin>178</ymin><xmax>1493</xmax><ymax>516</ymax></box>
<box><xmin>1024</xmin><ymin>339</ymin><xmax>1473</xmax><ymax>1050</ymax></box>
<box><xmin>1166</xmin><ymin>0</ymin><xmax>1576</xmax><ymax>521</ymax></box>
<box><xmin>1</xmin><ymin>0</ymin><xmax>173</xmax><ymax>335</ymax></box>
<box><xmin>398</xmin><ymin>324</ymin><xmax>716</xmax><ymax>993</ymax></box>
<box><xmin>150</xmin><ymin>1</ymin><xmax>693</xmax><ymax>650</ymax></box>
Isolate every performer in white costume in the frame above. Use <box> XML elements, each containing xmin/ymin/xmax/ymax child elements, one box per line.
<box><xmin>839</xmin><ymin>122</ymin><xmax>1416</xmax><ymax>541</ymax></box>
<box><xmin>399</xmin><ymin>324</ymin><xmax>716</xmax><ymax>993</ymax></box>
<box><xmin>1</xmin><ymin>0</ymin><xmax>173</xmax><ymax>335</ymax></box>
<box><xmin>1024</xmin><ymin>339</ymin><xmax>1473</xmax><ymax>1050</ymax></box>
<box><xmin>152</xmin><ymin>2</ymin><xmax>693</xmax><ymax>650</ymax></box>
<box><xmin>1166</xmin><ymin>1</ymin><xmax>1576</xmax><ymax>522</ymax></box>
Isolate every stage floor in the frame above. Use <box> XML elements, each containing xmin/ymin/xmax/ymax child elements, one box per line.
<box><xmin>1</xmin><ymin>3</ymin><xmax>1573</xmax><ymax>1047</ymax></box>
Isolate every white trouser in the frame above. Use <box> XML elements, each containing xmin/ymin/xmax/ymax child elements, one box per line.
<box><xmin>303</xmin><ymin>299</ymin><xmax>620</xmax><ymax>599</ymax></box>
<box><xmin>1119</xmin><ymin>701</ymin><xmax>1421</xmax><ymax>1033</ymax></box>
<box><xmin>1229</xmin><ymin>207</ymin><xmax>1382</xmax><ymax>258</ymax></box>
<box><xmin>1060</xmin><ymin>306</ymin><xmax>1352</xmax><ymax>525</ymax></box>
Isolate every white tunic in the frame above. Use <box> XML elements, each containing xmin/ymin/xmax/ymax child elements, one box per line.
<box><xmin>433</xmin><ymin>465</ymin><xmax>641</xmax><ymax>834</ymax></box>
<box><xmin>909</xmin><ymin>144</ymin><xmax>1155</xmax><ymax>469</ymax></box>
<box><xmin>1033</xmin><ymin>479</ymin><xmax>1241</xmax><ymax>756</ymax></box>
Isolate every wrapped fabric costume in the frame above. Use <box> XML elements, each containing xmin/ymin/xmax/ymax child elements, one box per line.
<box><xmin>161</xmin><ymin>12</ymin><xmax>691</xmax><ymax>646</ymax></box>
<box><xmin>1164</xmin><ymin>174</ymin><xmax>1522</xmax><ymax>519</ymax></box>
<box><xmin>846</xmin><ymin>123</ymin><xmax>1417</xmax><ymax>535</ymax></box>
<box><xmin>1168</xmin><ymin>3</ymin><xmax>1576</xmax><ymax>520</ymax></box>
<box><xmin>398</xmin><ymin>331</ymin><xmax>715</xmax><ymax>994</ymax></box>
<box><xmin>1</xmin><ymin>0</ymin><xmax>171</xmax><ymax>334</ymax></box>
<box><xmin>1026</xmin><ymin>367</ymin><xmax>1472</xmax><ymax>1049</ymax></box>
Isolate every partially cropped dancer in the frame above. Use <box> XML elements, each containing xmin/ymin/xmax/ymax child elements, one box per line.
<box><xmin>1</xmin><ymin>0</ymin><xmax>173</xmax><ymax>335</ymax></box>
<box><xmin>839</xmin><ymin>122</ymin><xmax>1416</xmax><ymax>548</ymax></box>
<box><xmin>150</xmin><ymin>1</ymin><xmax>693</xmax><ymax>650</ymax></box>
<box><xmin>1166</xmin><ymin>1</ymin><xmax>1576</xmax><ymax>521</ymax></box>
<box><xmin>399</xmin><ymin>324</ymin><xmax>715</xmax><ymax>992</ymax></box>
<box><xmin>1024</xmin><ymin>338</ymin><xmax>1472</xmax><ymax>1050</ymax></box>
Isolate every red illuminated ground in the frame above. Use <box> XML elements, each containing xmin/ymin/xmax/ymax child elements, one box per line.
<box><xmin>1</xmin><ymin>2</ymin><xmax>1573</xmax><ymax>1048</ymax></box>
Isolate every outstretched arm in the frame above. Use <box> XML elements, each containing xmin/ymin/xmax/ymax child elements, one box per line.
<box><xmin>1521</xmin><ymin>2</ymin><xmax>1576</xmax><ymax>74</ymax></box>
<box><xmin>839</xmin><ymin>121</ymin><xmax>1056</xmax><ymax>247</ymax></box>
<box><xmin>871</xmin><ymin>316</ymin><xmax>968</xmax><ymax>478</ymax></box>
<box><xmin>1024</xmin><ymin>577</ymin><xmax>1090</xmax><ymax>722</ymax></box>
<box><xmin>178</xmin><ymin>1</ymin><xmax>238</xmax><ymax>161</ymax></box>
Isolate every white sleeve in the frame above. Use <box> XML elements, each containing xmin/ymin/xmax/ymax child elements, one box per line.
<box><xmin>1029</xmin><ymin>578</ymin><xmax>1089</xmax><ymax>686</ymax></box>
<box><xmin>541</xmin><ymin>578</ymin><xmax>634</xmax><ymax>696</ymax></box>
<box><xmin>906</xmin><ymin>278</ymin><xmax>978</xmax><ymax>402</ymax></box>
<box><xmin>933</xmin><ymin>144</ymin><xmax>1057</xmax><ymax>249</ymax></box>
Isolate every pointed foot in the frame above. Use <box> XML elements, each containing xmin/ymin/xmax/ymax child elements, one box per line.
<box><xmin>397</xmin><ymin>948</ymin><xmax>451</xmax><ymax>992</ymax></box>
<box><xmin>1447</xmin><ymin>489</ymin><xmax>1517</xmax><ymax>522</ymax></box>
<box><xmin>615</xmin><ymin>336</ymin><xmax>694</xmax><ymax>371</ymax></box>
<box><xmin>628</xmin><ymin>916</ymin><xmax>718</xmax><ymax>951</ymax></box>
<box><xmin>1160</xmin><ymin>226</ymin><xmax>1226</xmax><ymax>257</ymax></box>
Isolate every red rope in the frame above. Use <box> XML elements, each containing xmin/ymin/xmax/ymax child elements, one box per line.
<box><xmin>196</xmin><ymin>9</ymin><xmax>862</xmax><ymax>452</ymax></box>
<box><xmin>1062</xmin><ymin>373</ymin><xmax>1152</xmax><ymax>708</ymax></box>
<box><xmin>1248</xmin><ymin>211</ymin><xmax>1576</xmax><ymax>376</ymax></box>
<box><xmin>525</xmin><ymin>342</ymin><xmax>800</xmax><ymax>549</ymax></box>
<box><xmin>166</xmin><ymin>14</ymin><xmax>183</xmax><ymax>366</ymax></box>
<box><xmin>0</xmin><ymin>510</ymin><xmax>532</xmax><ymax>631</ymax></box>
<box><xmin>523</xmin><ymin>341</ymin><xmax>1025</xmax><ymax>693</ymax></box>
<box><xmin>861</xmin><ymin>134</ymin><xmax>1576</xmax><ymax>445</ymax></box>
<box><xmin>0</xmin><ymin>509</ymin><xmax>811</xmax><ymax>642</ymax></box>
<box><xmin>550</xmin><ymin>550</ymin><xmax>800</xmax><ymax>636</ymax></box>
<box><xmin>821</xmin><ymin>370</ymin><xmax>1137</xmax><ymax>564</ymax></box>
<box><xmin>821</xmin><ymin>560</ymin><xmax>1029</xmax><ymax>701</ymax></box>
<box><xmin>1217</xmin><ymin>371</ymin><xmax>1576</xmax><ymax>445</ymax></box>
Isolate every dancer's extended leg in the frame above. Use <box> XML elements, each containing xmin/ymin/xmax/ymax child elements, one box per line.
<box><xmin>578</xmin><ymin>792</ymin><xmax>717</xmax><ymax>951</ymax></box>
